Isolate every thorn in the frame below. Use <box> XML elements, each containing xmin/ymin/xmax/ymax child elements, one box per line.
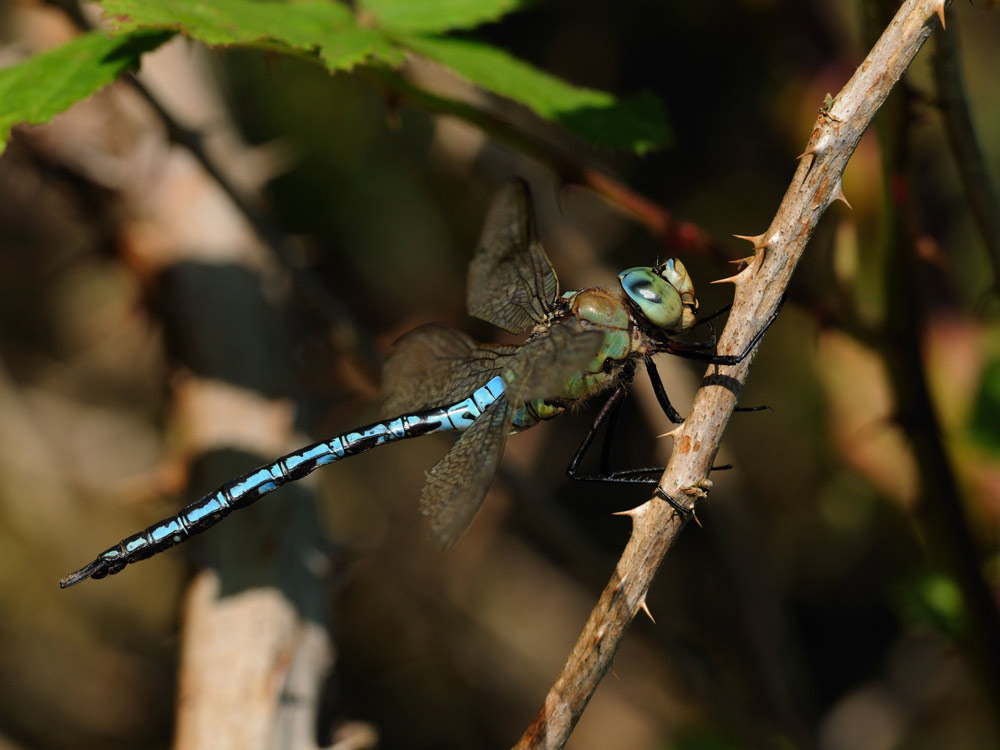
<box><xmin>936</xmin><ymin>0</ymin><xmax>946</xmax><ymax>29</ymax></box>
<box><xmin>710</xmin><ymin>271</ymin><xmax>743</xmax><ymax>285</ymax></box>
<box><xmin>732</xmin><ymin>232</ymin><xmax>766</xmax><ymax>249</ymax></box>
<box><xmin>721</xmin><ymin>234</ymin><xmax>768</xmax><ymax>284</ymax></box>
<box><xmin>832</xmin><ymin>178</ymin><xmax>852</xmax><ymax>210</ymax></box>
<box><xmin>796</xmin><ymin>146</ymin><xmax>818</xmax><ymax>160</ymax></box>
<box><xmin>657</xmin><ymin>425</ymin><xmax>683</xmax><ymax>439</ymax></box>
<box><xmin>638</xmin><ymin>597</ymin><xmax>656</xmax><ymax>624</ymax></box>
<box><xmin>613</xmin><ymin>500</ymin><xmax>650</xmax><ymax>520</ymax></box>
<box><xmin>710</xmin><ymin>264</ymin><xmax>755</xmax><ymax>286</ymax></box>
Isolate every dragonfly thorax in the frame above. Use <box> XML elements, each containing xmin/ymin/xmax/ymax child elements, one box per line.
<box><xmin>520</xmin><ymin>287</ymin><xmax>641</xmax><ymax>413</ymax></box>
<box><xmin>617</xmin><ymin>258</ymin><xmax>698</xmax><ymax>333</ymax></box>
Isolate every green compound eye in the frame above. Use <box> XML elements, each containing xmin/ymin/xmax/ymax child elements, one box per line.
<box><xmin>618</xmin><ymin>259</ymin><xmax>698</xmax><ymax>332</ymax></box>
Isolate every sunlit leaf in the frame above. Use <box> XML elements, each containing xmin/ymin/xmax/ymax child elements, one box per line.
<box><xmin>358</xmin><ymin>0</ymin><xmax>527</xmax><ymax>33</ymax></box>
<box><xmin>398</xmin><ymin>35</ymin><xmax>671</xmax><ymax>153</ymax></box>
<box><xmin>103</xmin><ymin>0</ymin><xmax>352</xmax><ymax>47</ymax></box>
<box><xmin>102</xmin><ymin>0</ymin><xmax>405</xmax><ymax>70</ymax></box>
<box><xmin>99</xmin><ymin>1</ymin><xmax>668</xmax><ymax>152</ymax></box>
<box><xmin>0</xmin><ymin>29</ymin><xmax>171</xmax><ymax>155</ymax></box>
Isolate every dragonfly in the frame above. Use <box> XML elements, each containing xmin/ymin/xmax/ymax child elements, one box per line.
<box><xmin>59</xmin><ymin>179</ymin><xmax>773</xmax><ymax>588</ymax></box>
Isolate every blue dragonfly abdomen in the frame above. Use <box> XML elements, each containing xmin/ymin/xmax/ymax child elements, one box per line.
<box><xmin>58</xmin><ymin>375</ymin><xmax>506</xmax><ymax>587</ymax></box>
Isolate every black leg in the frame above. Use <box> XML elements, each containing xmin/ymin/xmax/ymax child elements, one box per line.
<box><xmin>644</xmin><ymin>356</ymin><xmax>759</xmax><ymax>467</ymax></box>
<box><xmin>644</xmin><ymin>356</ymin><xmax>686</xmax><ymax>424</ymax></box>
<box><xmin>568</xmin><ymin>361</ymin><xmax>684</xmax><ymax>486</ymax></box>
<box><xmin>597</xmin><ymin>380</ymin><xmax>625</xmax><ymax>473</ymax></box>
<box><xmin>691</xmin><ymin>303</ymin><xmax>732</xmax><ymax>329</ymax></box>
<box><xmin>657</xmin><ymin>296</ymin><xmax>785</xmax><ymax>366</ymax></box>
<box><xmin>566</xmin><ymin>350</ymin><xmax>758</xmax><ymax>487</ymax></box>
<box><xmin>655</xmin><ymin>486</ymin><xmax>697</xmax><ymax>519</ymax></box>
<box><xmin>565</xmin><ymin>369</ymin><xmax>634</xmax><ymax>480</ymax></box>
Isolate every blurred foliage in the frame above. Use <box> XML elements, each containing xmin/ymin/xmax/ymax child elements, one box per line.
<box><xmin>0</xmin><ymin>1</ymin><xmax>999</xmax><ymax>749</ymax></box>
<box><xmin>969</xmin><ymin>352</ymin><xmax>1000</xmax><ymax>457</ymax></box>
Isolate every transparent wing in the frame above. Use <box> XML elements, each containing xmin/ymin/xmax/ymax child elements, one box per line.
<box><xmin>504</xmin><ymin>318</ymin><xmax>607</xmax><ymax>404</ymax></box>
<box><xmin>419</xmin><ymin>319</ymin><xmax>607</xmax><ymax>547</ymax></box>
<box><xmin>467</xmin><ymin>179</ymin><xmax>559</xmax><ymax>333</ymax></box>
<box><xmin>381</xmin><ymin>324</ymin><xmax>516</xmax><ymax>417</ymax></box>
<box><xmin>421</xmin><ymin>397</ymin><xmax>514</xmax><ymax>548</ymax></box>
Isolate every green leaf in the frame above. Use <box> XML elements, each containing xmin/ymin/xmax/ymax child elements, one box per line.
<box><xmin>314</xmin><ymin>27</ymin><xmax>406</xmax><ymax>71</ymax></box>
<box><xmin>358</xmin><ymin>0</ymin><xmax>527</xmax><ymax>34</ymax></box>
<box><xmin>91</xmin><ymin>1</ymin><xmax>669</xmax><ymax>153</ymax></box>
<box><xmin>398</xmin><ymin>35</ymin><xmax>671</xmax><ymax>153</ymax></box>
<box><xmin>0</xmin><ymin>29</ymin><xmax>172</xmax><ymax>155</ymax></box>
<box><xmin>555</xmin><ymin>91</ymin><xmax>672</xmax><ymax>156</ymax></box>
<box><xmin>102</xmin><ymin>0</ymin><xmax>405</xmax><ymax>70</ymax></box>
<box><xmin>103</xmin><ymin>0</ymin><xmax>352</xmax><ymax>47</ymax></box>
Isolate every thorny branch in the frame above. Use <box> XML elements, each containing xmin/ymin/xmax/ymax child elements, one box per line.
<box><xmin>515</xmin><ymin>1</ymin><xmax>952</xmax><ymax>748</ymax></box>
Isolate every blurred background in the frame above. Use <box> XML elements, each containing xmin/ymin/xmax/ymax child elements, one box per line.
<box><xmin>1</xmin><ymin>0</ymin><xmax>999</xmax><ymax>748</ymax></box>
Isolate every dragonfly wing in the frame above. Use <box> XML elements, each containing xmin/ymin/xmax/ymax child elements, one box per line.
<box><xmin>504</xmin><ymin>318</ymin><xmax>608</xmax><ymax>404</ymax></box>
<box><xmin>420</xmin><ymin>320</ymin><xmax>606</xmax><ymax>548</ymax></box>
<box><xmin>381</xmin><ymin>324</ymin><xmax>517</xmax><ymax>417</ymax></box>
<box><xmin>468</xmin><ymin>179</ymin><xmax>559</xmax><ymax>333</ymax></box>
<box><xmin>420</xmin><ymin>397</ymin><xmax>514</xmax><ymax>548</ymax></box>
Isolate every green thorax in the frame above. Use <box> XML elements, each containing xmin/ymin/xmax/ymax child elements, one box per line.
<box><xmin>513</xmin><ymin>287</ymin><xmax>641</xmax><ymax>427</ymax></box>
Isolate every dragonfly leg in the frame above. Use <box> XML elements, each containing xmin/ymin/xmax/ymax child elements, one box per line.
<box><xmin>644</xmin><ymin>356</ymin><xmax>685</xmax><ymax>424</ymax></box>
<box><xmin>653</xmin><ymin>347</ymin><xmax>770</xmax><ymax>414</ymax></box>
<box><xmin>567</xmin><ymin>372</ymin><xmax>635</xmax><ymax>480</ymax></box>
<box><xmin>646</xmin><ymin>357</ymin><xmax>746</xmax><ymax>471</ymax></box>
<box><xmin>567</xmin><ymin>357</ymin><xmax>742</xmax><ymax>486</ymax></box>
<box><xmin>659</xmin><ymin>295</ymin><xmax>786</xmax><ymax>366</ymax></box>
<box><xmin>735</xmin><ymin>404</ymin><xmax>772</xmax><ymax>413</ymax></box>
<box><xmin>655</xmin><ymin>486</ymin><xmax>697</xmax><ymax>519</ymax></box>
<box><xmin>689</xmin><ymin>303</ymin><xmax>731</xmax><ymax>330</ymax></box>
<box><xmin>568</xmin><ymin>364</ymin><xmax>674</xmax><ymax>486</ymax></box>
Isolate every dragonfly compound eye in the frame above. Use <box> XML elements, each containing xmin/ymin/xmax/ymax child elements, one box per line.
<box><xmin>618</xmin><ymin>265</ymin><xmax>695</xmax><ymax>332</ymax></box>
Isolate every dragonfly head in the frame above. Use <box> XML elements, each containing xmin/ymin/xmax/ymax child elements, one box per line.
<box><xmin>618</xmin><ymin>258</ymin><xmax>698</xmax><ymax>332</ymax></box>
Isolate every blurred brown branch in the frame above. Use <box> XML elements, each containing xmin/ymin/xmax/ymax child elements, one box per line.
<box><xmin>516</xmin><ymin>1</ymin><xmax>952</xmax><ymax>747</ymax></box>
<box><xmin>53</xmin><ymin>0</ymin><xmax>384</xmax><ymax>380</ymax></box>
<box><xmin>370</xmin><ymin>66</ymin><xmax>718</xmax><ymax>259</ymax></box>
<box><xmin>933</xmin><ymin>17</ymin><xmax>1000</xmax><ymax>291</ymax></box>
<box><xmin>877</xmin><ymin>5</ymin><xmax>1000</xmax><ymax>716</ymax></box>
